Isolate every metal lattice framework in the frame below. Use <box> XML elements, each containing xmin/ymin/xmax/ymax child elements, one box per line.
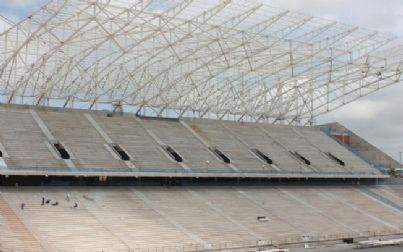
<box><xmin>0</xmin><ymin>0</ymin><xmax>401</xmax><ymax>124</ymax></box>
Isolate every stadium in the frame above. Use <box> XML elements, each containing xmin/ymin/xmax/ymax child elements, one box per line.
<box><xmin>0</xmin><ymin>0</ymin><xmax>403</xmax><ymax>251</ymax></box>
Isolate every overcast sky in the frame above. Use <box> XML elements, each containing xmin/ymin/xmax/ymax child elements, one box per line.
<box><xmin>1</xmin><ymin>0</ymin><xmax>403</xmax><ymax>162</ymax></box>
<box><xmin>267</xmin><ymin>0</ymin><xmax>403</xmax><ymax>163</ymax></box>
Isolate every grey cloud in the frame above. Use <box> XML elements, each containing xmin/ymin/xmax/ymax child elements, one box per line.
<box><xmin>267</xmin><ymin>0</ymin><xmax>403</xmax><ymax>162</ymax></box>
<box><xmin>318</xmin><ymin>84</ymin><xmax>403</xmax><ymax>162</ymax></box>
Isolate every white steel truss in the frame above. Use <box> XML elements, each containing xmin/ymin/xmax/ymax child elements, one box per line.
<box><xmin>0</xmin><ymin>0</ymin><xmax>401</xmax><ymax>125</ymax></box>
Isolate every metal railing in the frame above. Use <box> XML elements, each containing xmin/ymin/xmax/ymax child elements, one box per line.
<box><xmin>1</xmin><ymin>230</ymin><xmax>401</xmax><ymax>252</ymax></box>
<box><xmin>0</xmin><ymin>165</ymin><xmax>381</xmax><ymax>177</ymax></box>
<box><xmin>47</xmin><ymin>230</ymin><xmax>403</xmax><ymax>252</ymax></box>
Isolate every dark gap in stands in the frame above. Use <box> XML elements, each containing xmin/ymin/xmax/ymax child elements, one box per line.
<box><xmin>110</xmin><ymin>144</ymin><xmax>130</xmax><ymax>161</ymax></box>
<box><xmin>0</xmin><ymin>150</ymin><xmax>2</xmax><ymax>157</ymax></box>
<box><xmin>53</xmin><ymin>142</ymin><xmax>70</xmax><ymax>160</ymax></box>
<box><xmin>0</xmin><ymin>175</ymin><xmax>381</xmax><ymax>186</ymax></box>
<box><xmin>136</xmin><ymin>114</ymin><xmax>180</xmax><ymax>121</ymax></box>
<box><xmin>251</xmin><ymin>148</ymin><xmax>273</xmax><ymax>164</ymax></box>
<box><xmin>291</xmin><ymin>151</ymin><xmax>311</xmax><ymax>165</ymax></box>
<box><xmin>343</xmin><ymin>238</ymin><xmax>354</xmax><ymax>244</ymax></box>
<box><xmin>325</xmin><ymin>152</ymin><xmax>345</xmax><ymax>166</ymax></box>
<box><xmin>209</xmin><ymin>147</ymin><xmax>230</xmax><ymax>164</ymax></box>
<box><xmin>163</xmin><ymin>145</ymin><xmax>183</xmax><ymax>162</ymax></box>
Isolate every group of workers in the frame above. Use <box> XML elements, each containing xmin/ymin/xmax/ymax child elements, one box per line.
<box><xmin>20</xmin><ymin>193</ymin><xmax>78</xmax><ymax>210</ymax></box>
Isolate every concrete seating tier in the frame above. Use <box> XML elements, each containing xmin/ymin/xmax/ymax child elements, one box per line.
<box><xmin>185</xmin><ymin>120</ymin><xmax>270</xmax><ymax>171</ymax></box>
<box><xmin>138</xmin><ymin>187</ymin><xmax>253</xmax><ymax>243</ymax></box>
<box><xmin>0</xmin><ymin>108</ymin><xmax>66</xmax><ymax>168</ymax></box>
<box><xmin>1</xmin><ymin>186</ymin><xmax>403</xmax><ymax>251</ymax></box>
<box><xmin>0</xmin><ymin>194</ymin><xmax>44</xmax><ymax>252</ymax></box>
<box><xmin>140</xmin><ymin>118</ymin><xmax>230</xmax><ymax>171</ymax></box>
<box><xmin>220</xmin><ymin>121</ymin><xmax>310</xmax><ymax>172</ymax></box>
<box><xmin>0</xmin><ymin>106</ymin><xmax>379</xmax><ymax>175</ymax></box>
<box><xmin>1</xmin><ymin>190</ymin><xmax>128</xmax><ymax>251</ymax></box>
<box><xmin>92</xmin><ymin>114</ymin><xmax>182</xmax><ymax>170</ymax></box>
<box><xmin>38</xmin><ymin>111</ymin><xmax>126</xmax><ymax>170</ymax></box>
<box><xmin>261</xmin><ymin>124</ymin><xmax>349</xmax><ymax>173</ymax></box>
<box><xmin>298</xmin><ymin>127</ymin><xmax>379</xmax><ymax>174</ymax></box>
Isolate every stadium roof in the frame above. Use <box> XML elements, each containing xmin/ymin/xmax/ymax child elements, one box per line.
<box><xmin>0</xmin><ymin>0</ymin><xmax>402</xmax><ymax>124</ymax></box>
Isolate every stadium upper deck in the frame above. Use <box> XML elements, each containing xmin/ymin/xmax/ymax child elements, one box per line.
<box><xmin>0</xmin><ymin>105</ymin><xmax>385</xmax><ymax>179</ymax></box>
<box><xmin>0</xmin><ymin>0</ymin><xmax>402</xmax><ymax>125</ymax></box>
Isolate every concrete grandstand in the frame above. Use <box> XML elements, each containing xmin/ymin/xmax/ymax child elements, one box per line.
<box><xmin>0</xmin><ymin>0</ymin><xmax>403</xmax><ymax>251</ymax></box>
<box><xmin>0</xmin><ymin>105</ymin><xmax>385</xmax><ymax>179</ymax></box>
<box><xmin>1</xmin><ymin>186</ymin><xmax>403</xmax><ymax>251</ymax></box>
